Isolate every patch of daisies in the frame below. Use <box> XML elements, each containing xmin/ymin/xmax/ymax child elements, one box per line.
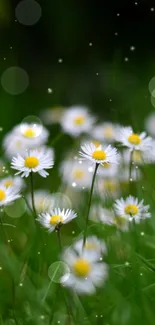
<box><xmin>0</xmin><ymin>106</ymin><xmax>154</xmax><ymax>295</ymax></box>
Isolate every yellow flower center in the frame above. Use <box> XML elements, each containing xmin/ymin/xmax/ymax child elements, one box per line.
<box><xmin>0</xmin><ymin>189</ymin><xmax>6</xmax><ymax>201</ymax></box>
<box><xmin>73</xmin><ymin>169</ymin><xmax>85</xmax><ymax>179</ymax></box>
<box><xmin>125</xmin><ymin>204</ymin><xmax>138</xmax><ymax>216</ymax></box>
<box><xmin>104</xmin><ymin>127</ymin><xmax>113</xmax><ymax>138</ymax></box>
<box><xmin>73</xmin><ymin>115</ymin><xmax>85</xmax><ymax>125</ymax></box>
<box><xmin>73</xmin><ymin>258</ymin><xmax>91</xmax><ymax>277</ymax></box>
<box><xmin>50</xmin><ymin>215</ymin><xmax>63</xmax><ymax>225</ymax></box>
<box><xmin>23</xmin><ymin>128</ymin><xmax>36</xmax><ymax>138</ymax></box>
<box><xmin>128</xmin><ymin>134</ymin><xmax>141</xmax><ymax>145</ymax></box>
<box><xmin>114</xmin><ymin>216</ymin><xmax>127</xmax><ymax>227</ymax></box>
<box><xmin>4</xmin><ymin>180</ymin><xmax>14</xmax><ymax>188</ymax></box>
<box><xmin>132</xmin><ymin>150</ymin><xmax>142</xmax><ymax>163</ymax></box>
<box><xmin>92</xmin><ymin>150</ymin><xmax>106</xmax><ymax>160</ymax></box>
<box><xmin>25</xmin><ymin>156</ymin><xmax>39</xmax><ymax>168</ymax></box>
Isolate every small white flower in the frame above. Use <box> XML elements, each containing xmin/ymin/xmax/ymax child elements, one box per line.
<box><xmin>41</xmin><ymin>106</ymin><xmax>64</xmax><ymax>124</ymax></box>
<box><xmin>0</xmin><ymin>176</ymin><xmax>24</xmax><ymax>191</ymax></box>
<box><xmin>97</xmin><ymin>178</ymin><xmax>120</xmax><ymax>199</ymax></box>
<box><xmin>79</xmin><ymin>143</ymin><xmax>120</xmax><ymax>166</ymax></box>
<box><xmin>98</xmin><ymin>161</ymin><xmax>118</xmax><ymax>178</ymax></box>
<box><xmin>3</xmin><ymin>133</ymin><xmax>27</xmax><ymax>158</ymax></box>
<box><xmin>92</xmin><ymin>122</ymin><xmax>118</xmax><ymax>142</ymax></box>
<box><xmin>61</xmin><ymin>106</ymin><xmax>95</xmax><ymax>137</ymax></box>
<box><xmin>73</xmin><ymin>236</ymin><xmax>107</xmax><ymax>258</ymax></box>
<box><xmin>11</xmin><ymin>148</ymin><xmax>54</xmax><ymax>178</ymax></box>
<box><xmin>61</xmin><ymin>159</ymin><xmax>93</xmax><ymax>189</ymax></box>
<box><xmin>122</xmin><ymin>148</ymin><xmax>155</xmax><ymax>165</ymax></box>
<box><xmin>114</xmin><ymin>196</ymin><xmax>151</xmax><ymax>223</ymax></box>
<box><xmin>13</xmin><ymin>123</ymin><xmax>49</xmax><ymax>148</ymax></box>
<box><xmin>37</xmin><ymin>208</ymin><xmax>77</xmax><ymax>232</ymax></box>
<box><xmin>0</xmin><ymin>185</ymin><xmax>21</xmax><ymax>206</ymax></box>
<box><xmin>90</xmin><ymin>205</ymin><xmax>129</xmax><ymax>231</ymax></box>
<box><xmin>117</xmin><ymin>126</ymin><xmax>152</xmax><ymax>152</ymax></box>
<box><xmin>27</xmin><ymin>190</ymin><xmax>56</xmax><ymax>213</ymax></box>
<box><xmin>145</xmin><ymin>112</ymin><xmax>155</xmax><ymax>137</ymax></box>
<box><xmin>61</xmin><ymin>247</ymin><xmax>108</xmax><ymax>294</ymax></box>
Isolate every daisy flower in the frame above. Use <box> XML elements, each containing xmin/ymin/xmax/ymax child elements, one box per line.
<box><xmin>13</xmin><ymin>123</ymin><xmax>49</xmax><ymax>148</ymax></box>
<box><xmin>37</xmin><ymin>208</ymin><xmax>77</xmax><ymax>232</ymax></box>
<box><xmin>11</xmin><ymin>148</ymin><xmax>54</xmax><ymax>178</ymax></box>
<box><xmin>117</xmin><ymin>126</ymin><xmax>152</xmax><ymax>152</ymax></box>
<box><xmin>92</xmin><ymin>122</ymin><xmax>118</xmax><ymax>143</ymax></box>
<box><xmin>114</xmin><ymin>196</ymin><xmax>151</xmax><ymax>223</ymax></box>
<box><xmin>145</xmin><ymin>112</ymin><xmax>155</xmax><ymax>137</ymax></box>
<box><xmin>41</xmin><ymin>106</ymin><xmax>64</xmax><ymax>124</ymax></box>
<box><xmin>90</xmin><ymin>205</ymin><xmax>129</xmax><ymax>231</ymax></box>
<box><xmin>27</xmin><ymin>190</ymin><xmax>56</xmax><ymax>214</ymax></box>
<box><xmin>3</xmin><ymin>133</ymin><xmax>28</xmax><ymax>158</ymax></box>
<box><xmin>79</xmin><ymin>143</ymin><xmax>120</xmax><ymax>166</ymax></box>
<box><xmin>61</xmin><ymin>247</ymin><xmax>108</xmax><ymax>294</ymax></box>
<box><xmin>61</xmin><ymin>159</ymin><xmax>93</xmax><ymax>189</ymax></box>
<box><xmin>97</xmin><ymin>178</ymin><xmax>120</xmax><ymax>199</ymax></box>
<box><xmin>122</xmin><ymin>148</ymin><xmax>155</xmax><ymax>165</ymax></box>
<box><xmin>73</xmin><ymin>236</ymin><xmax>107</xmax><ymax>258</ymax></box>
<box><xmin>0</xmin><ymin>185</ymin><xmax>21</xmax><ymax>206</ymax></box>
<box><xmin>61</xmin><ymin>106</ymin><xmax>95</xmax><ymax>137</ymax></box>
<box><xmin>0</xmin><ymin>176</ymin><xmax>24</xmax><ymax>191</ymax></box>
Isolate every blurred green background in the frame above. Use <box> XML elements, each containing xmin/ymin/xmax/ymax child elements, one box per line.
<box><xmin>0</xmin><ymin>0</ymin><xmax>155</xmax><ymax>132</ymax></box>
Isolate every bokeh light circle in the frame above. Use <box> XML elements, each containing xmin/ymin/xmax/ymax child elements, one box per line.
<box><xmin>4</xmin><ymin>198</ymin><xmax>26</xmax><ymax>218</ymax></box>
<box><xmin>149</xmin><ymin>76</ymin><xmax>155</xmax><ymax>95</ymax></box>
<box><xmin>1</xmin><ymin>67</ymin><xmax>29</xmax><ymax>95</ymax></box>
<box><xmin>48</xmin><ymin>261</ymin><xmax>70</xmax><ymax>284</ymax></box>
<box><xmin>20</xmin><ymin>115</ymin><xmax>43</xmax><ymax>137</ymax></box>
<box><xmin>53</xmin><ymin>192</ymin><xmax>72</xmax><ymax>209</ymax></box>
<box><xmin>15</xmin><ymin>0</ymin><xmax>42</xmax><ymax>26</ymax></box>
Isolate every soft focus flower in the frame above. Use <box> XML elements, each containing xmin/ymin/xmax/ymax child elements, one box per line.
<box><xmin>114</xmin><ymin>196</ymin><xmax>151</xmax><ymax>223</ymax></box>
<box><xmin>13</xmin><ymin>123</ymin><xmax>49</xmax><ymax>148</ymax></box>
<box><xmin>61</xmin><ymin>106</ymin><xmax>95</xmax><ymax>137</ymax></box>
<box><xmin>3</xmin><ymin>133</ymin><xmax>28</xmax><ymax>158</ymax></box>
<box><xmin>97</xmin><ymin>178</ymin><xmax>120</xmax><ymax>198</ymax></box>
<box><xmin>61</xmin><ymin>159</ymin><xmax>93</xmax><ymax>189</ymax></box>
<box><xmin>98</xmin><ymin>162</ymin><xmax>118</xmax><ymax>178</ymax></box>
<box><xmin>92</xmin><ymin>122</ymin><xmax>118</xmax><ymax>143</ymax></box>
<box><xmin>27</xmin><ymin>190</ymin><xmax>56</xmax><ymax>213</ymax></box>
<box><xmin>37</xmin><ymin>208</ymin><xmax>77</xmax><ymax>232</ymax></box>
<box><xmin>122</xmin><ymin>148</ymin><xmax>155</xmax><ymax>165</ymax></box>
<box><xmin>41</xmin><ymin>106</ymin><xmax>64</xmax><ymax>124</ymax></box>
<box><xmin>11</xmin><ymin>148</ymin><xmax>54</xmax><ymax>178</ymax></box>
<box><xmin>73</xmin><ymin>236</ymin><xmax>107</xmax><ymax>258</ymax></box>
<box><xmin>145</xmin><ymin>112</ymin><xmax>155</xmax><ymax>137</ymax></box>
<box><xmin>0</xmin><ymin>185</ymin><xmax>21</xmax><ymax>206</ymax></box>
<box><xmin>117</xmin><ymin>126</ymin><xmax>152</xmax><ymax>152</ymax></box>
<box><xmin>61</xmin><ymin>246</ymin><xmax>108</xmax><ymax>294</ymax></box>
<box><xmin>0</xmin><ymin>176</ymin><xmax>24</xmax><ymax>191</ymax></box>
<box><xmin>79</xmin><ymin>143</ymin><xmax>120</xmax><ymax>166</ymax></box>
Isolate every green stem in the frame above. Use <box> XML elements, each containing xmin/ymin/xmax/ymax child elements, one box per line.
<box><xmin>129</xmin><ymin>150</ymin><xmax>134</xmax><ymax>193</ymax></box>
<box><xmin>57</xmin><ymin>229</ymin><xmax>62</xmax><ymax>251</ymax></box>
<box><xmin>83</xmin><ymin>163</ymin><xmax>99</xmax><ymax>248</ymax></box>
<box><xmin>30</xmin><ymin>172</ymin><xmax>36</xmax><ymax>216</ymax></box>
<box><xmin>50</xmin><ymin>132</ymin><xmax>64</xmax><ymax>147</ymax></box>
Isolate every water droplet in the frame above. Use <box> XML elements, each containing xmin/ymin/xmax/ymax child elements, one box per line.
<box><xmin>19</xmin><ymin>283</ymin><xmax>23</xmax><ymax>286</ymax></box>
<box><xmin>20</xmin><ymin>115</ymin><xmax>43</xmax><ymax>137</ymax></box>
<box><xmin>72</xmin><ymin>182</ymin><xmax>77</xmax><ymax>187</ymax></box>
<box><xmin>117</xmin><ymin>13</ymin><xmax>120</xmax><ymax>16</ymax></box>
<box><xmin>79</xmin><ymin>160</ymin><xmax>82</xmax><ymax>164</ymax></box>
<box><xmin>141</xmin><ymin>232</ymin><xmax>145</xmax><ymax>236</ymax></box>
<box><xmin>58</xmin><ymin>58</ymin><xmax>63</xmax><ymax>63</ymax></box>
<box><xmin>0</xmin><ymin>267</ymin><xmax>2</xmax><ymax>270</ymax></box>
<box><xmin>125</xmin><ymin>261</ymin><xmax>129</xmax><ymax>266</ymax></box>
<box><xmin>140</xmin><ymin>273</ymin><xmax>143</xmax><ymax>276</ymax></box>
<box><xmin>48</xmin><ymin>261</ymin><xmax>70</xmax><ymax>284</ymax></box>
<box><xmin>124</xmin><ymin>57</ymin><xmax>129</xmax><ymax>62</ymax></box>
<box><xmin>38</xmin><ymin>251</ymin><xmax>40</xmax><ymax>255</ymax></box>
<box><xmin>151</xmin><ymin>7</ymin><xmax>154</xmax><ymax>11</ymax></box>
<box><xmin>114</xmin><ymin>32</ymin><xmax>118</xmax><ymax>36</ymax></box>
<box><xmin>130</xmin><ymin>178</ymin><xmax>133</xmax><ymax>182</ymax></box>
<box><xmin>130</xmin><ymin>46</ymin><xmax>135</xmax><ymax>51</ymax></box>
<box><xmin>89</xmin><ymin>42</ymin><xmax>92</xmax><ymax>46</ymax></box>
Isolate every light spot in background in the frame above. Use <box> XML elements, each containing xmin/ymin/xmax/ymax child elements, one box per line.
<box><xmin>48</xmin><ymin>261</ymin><xmax>70</xmax><ymax>283</ymax></box>
<box><xmin>4</xmin><ymin>198</ymin><xmax>26</xmax><ymax>218</ymax></box>
<box><xmin>47</xmin><ymin>88</ymin><xmax>53</xmax><ymax>94</ymax></box>
<box><xmin>15</xmin><ymin>0</ymin><xmax>42</xmax><ymax>26</ymax></box>
<box><xmin>1</xmin><ymin>67</ymin><xmax>29</xmax><ymax>95</ymax></box>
